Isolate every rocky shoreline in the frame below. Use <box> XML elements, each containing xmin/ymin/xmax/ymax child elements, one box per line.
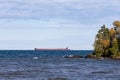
<box><xmin>63</xmin><ymin>54</ymin><xmax>120</xmax><ymax>60</ymax></box>
<box><xmin>85</xmin><ymin>54</ymin><xmax>120</xmax><ymax>60</ymax></box>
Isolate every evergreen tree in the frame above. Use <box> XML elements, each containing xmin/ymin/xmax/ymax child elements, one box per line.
<box><xmin>94</xmin><ymin>25</ymin><xmax>110</xmax><ymax>57</ymax></box>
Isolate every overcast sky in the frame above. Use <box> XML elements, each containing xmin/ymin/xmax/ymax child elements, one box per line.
<box><xmin>0</xmin><ymin>0</ymin><xmax>120</xmax><ymax>50</ymax></box>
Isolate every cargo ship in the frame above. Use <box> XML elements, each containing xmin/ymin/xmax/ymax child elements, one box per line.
<box><xmin>34</xmin><ymin>47</ymin><xmax>70</xmax><ymax>50</ymax></box>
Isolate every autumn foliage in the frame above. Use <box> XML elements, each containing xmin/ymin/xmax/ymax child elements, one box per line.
<box><xmin>94</xmin><ymin>21</ymin><xmax>120</xmax><ymax>58</ymax></box>
<box><xmin>102</xmin><ymin>39</ymin><xmax>110</xmax><ymax>49</ymax></box>
<box><xmin>109</xmin><ymin>28</ymin><xmax>116</xmax><ymax>37</ymax></box>
<box><xmin>113</xmin><ymin>21</ymin><xmax>120</xmax><ymax>27</ymax></box>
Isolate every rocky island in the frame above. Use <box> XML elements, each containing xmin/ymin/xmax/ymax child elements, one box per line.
<box><xmin>86</xmin><ymin>21</ymin><xmax>120</xmax><ymax>60</ymax></box>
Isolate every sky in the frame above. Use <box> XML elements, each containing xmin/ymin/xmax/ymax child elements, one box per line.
<box><xmin>0</xmin><ymin>0</ymin><xmax>120</xmax><ymax>50</ymax></box>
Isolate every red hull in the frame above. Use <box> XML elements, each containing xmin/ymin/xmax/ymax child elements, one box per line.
<box><xmin>35</xmin><ymin>47</ymin><xmax>70</xmax><ymax>50</ymax></box>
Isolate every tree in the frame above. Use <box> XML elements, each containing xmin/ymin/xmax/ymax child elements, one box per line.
<box><xmin>110</xmin><ymin>38</ymin><xmax>120</xmax><ymax>58</ymax></box>
<box><xmin>109</xmin><ymin>28</ymin><xmax>116</xmax><ymax>39</ymax></box>
<box><xmin>102</xmin><ymin>39</ymin><xmax>110</xmax><ymax>49</ymax></box>
<box><xmin>113</xmin><ymin>21</ymin><xmax>120</xmax><ymax>38</ymax></box>
<box><xmin>94</xmin><ymin>25</ymin><xmax>110</xmax><ymax>57</ymax></box>
<box><xmin>93</xmin><ymin>21</ymin><xmax>120</xmax><ymax>58</ymax></box>
<box><xmin>113</xmin><ymin>21</ymin><xmax>120</xmax><ymax>27</ymax></box>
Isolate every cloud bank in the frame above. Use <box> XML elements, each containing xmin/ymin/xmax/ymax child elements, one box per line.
<box><xmin>0</xmin><ymin>0</ymin><xmax>119</xmax><ymax>20</ymax></box>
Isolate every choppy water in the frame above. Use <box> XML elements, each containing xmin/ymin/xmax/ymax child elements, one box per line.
<box><xmin>0</xmin><ymin>50</ymin><xmax>120</xmax><ymax>80</ymax></box>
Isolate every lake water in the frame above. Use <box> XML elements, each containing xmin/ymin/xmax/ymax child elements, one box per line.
<box><xmin>0</xmin><ymin>50</ymin><xmax>119</xmax><ymax>80</ymax></box>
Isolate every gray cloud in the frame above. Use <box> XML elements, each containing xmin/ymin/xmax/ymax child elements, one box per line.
<box><xmin>0</xmin><ymin>0</ymin><xmax>120</xmax><ymax>29</ymax></box>
<box><xmin>0</xmin><ymin>0</ymin><xmax>119</xmax><ymax>20</ymax></box>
